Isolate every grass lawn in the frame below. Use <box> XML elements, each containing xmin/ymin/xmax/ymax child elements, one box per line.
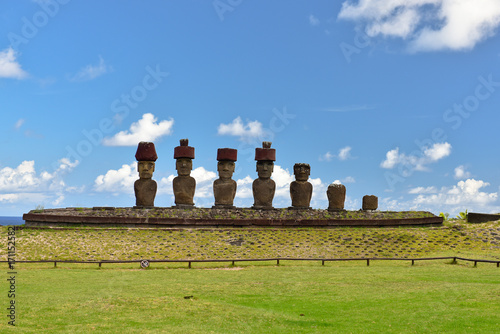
<box><xmin>2</xmin><ymin>260</ymin><xmax>500</xmax><ymax>333</ymax></box>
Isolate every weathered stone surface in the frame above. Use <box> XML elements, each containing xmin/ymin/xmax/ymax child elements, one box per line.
<box><xmin>134</xmin><ymin>141</ymin><xmax>158</xmax><ymax>207</ymax></box>
<box><xmin>255</xmin><ymin>141</ymin><xmax>276</xmax><ymax>161</ymax></box>
<box><xmin>252</xmin><ymin>178</ymin><xmax>275</xmax><ymax>209</ymax></box>
<box><xmin>134</xmin><ymin>178</ymin><xmax>157</xmax><ymax>207</ymax></box>
<box><xmin>173</xmin><ymin>140</ymin><xmax>196</xmax><ymax>206</ymax></box>
<box><xmin>213</xmin><ymin>179</ymin><xmax>237</xmax><ymax>207</ymax></box>
<box><xmin>214</xmin><ymin>159</ymin><xmax>237</xmax><ymax>207</ymax></box>
<box><xmin>173</xmin><ymin>176</ymin><xmax>196</xmax><ymax>206</ymax></box>
<box><xmin>290</xmin><ymin>163</ymin><xmax>312</xmax><ymax>208</ymax></box>
<box><xmin>217</xmin><ymin>148</ymin><xmax>237</xmax><ymax>161</ymax></box>
<box><xmin>467</xmin><ymin>212</ymin><xmax>500</xmax><ymax>224</ymax></box>
<box><xmin>362</xmin><ymin>195</ymin><xmax>378</xmax><ymax>211</ymax></box>
<box><xmin>252</xmin><ymin>142</ymin><xmax>276</xmax><ymax>209</ymax></box>
<box><xmin>137</xmin><ymin>160</ymin><xmax>155</xmax><ymax>179</ymax></box>
<box><xmin>135</xmin><ymin>141</ymin><xmax>158</xmax><ymax>161</ymax></box>
<box><xmin>327</xmin><ymin>183</ymin><xmax>346</xmax><ymax>211</ymax></box>
<box><xmin>174</xmin><ymin>139</ymin><xmax>195</xmax><ymax>159</ymax></box>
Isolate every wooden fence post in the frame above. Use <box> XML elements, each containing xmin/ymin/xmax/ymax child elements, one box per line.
<box><xmin>366</xmin><ymin>259</ymin><xmax>370</xmax><ymax>266</ymax></box>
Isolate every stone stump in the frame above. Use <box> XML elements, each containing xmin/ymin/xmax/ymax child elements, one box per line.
<box><xmin>327</xmin><ymin>183</ymin><xmax>346</xmax><ymax>211</ymax></box>
<box><xmin>362</xmin><ymin>195</ymin><xmax>378</xmax><ymax>211</ymax></box>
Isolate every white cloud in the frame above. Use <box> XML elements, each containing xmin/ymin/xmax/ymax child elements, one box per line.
<box><xmin>0</xmin><ymin>159</ymin><xmax>79</xmax><ymax>206</ymax></box>
<box><xmin>70</xmin><ymin>55</ymin><xmax>112</xmax><ymax>81</ymax></box>
<box><xmin>342</xmin><ymin>176</ymin><xmax>356</xmax><ymax>183</ymax></box>
<box><xmin>319</xmin><ymin>152</ymin><xmax>334</xmax><ymax>162</ymax></box>
<box><xmin>423</xmin><ymin>142</ymin><xmax>451</xmax><ymax>161</ymax></box>
<box><xmin>454</xmin><ymin>165</ymin><xmax>471</xmax><ymax>180</ymax></box>
<box><xmin>338</xmin><ymin>146</ymin><xmax>352</xmax><ymax>161</ymax></box>
<box><xmin>380</xmin><ymin>142</ymin><xmax>451</xmax><ymax>173</ymax></box>
<box><xmin>0</xmin><ymin>159</ymin><xmax>78</xmax><ymax>193</ymax></box>
<box><xmin>103</xmin><ymin>113</ymin><xmax>174</xmax><ymax>146</ymax></box>
<box><xmin>408</xmin><ymin>186</ymin><xmax>438</xmax><ymax>194</ymax></box>
<box><xmin>94</xmin><ymin>163</ymin><xmax>136</xmax><ymax>194</ymax></box>
<box><xmin>272</xmin><ymin>165</ymin><xmax>295</xmax><ymax>199</ymax></box>
<box><xmin>217</xmin><ymin>117</ymin><xmax>268</xmax><ymax>142</ymax></box>
<box><xmin>0</xmin><ymin>192</ymin><xmax>48</xmax><ymax>204</ymax></box>
<box><xmin>338</xmin><ymin>0</ymin><xmax>500</xmax><ymax>52</ymax></box>
<box><xmin>0</xmin><ymin>47</ymin><xmax>28</xmax><ymax>79</ymax></box>
<box><xmin>309</xmin><ymin>14</ymin><xmax>320</xmax><ymax>26</ymax></box>
<box><xmin>0</xmin><ymin>194</ymin><xmax>20</xmax><ymax>203</ymax></box>
<box><xmin>320</xmin><ymin>146</ymin><xmax>353</xmax><ymax>162</ymax></box>
<box><xmin>14</xmin><ymin>119</ymin><xmax>25</xmax><ymax>130</ymax></box>
<box><xmin>409</xmin><ymin>179</ymin><xmax>498</xmax><ymax>214</ymax></box>
<box><xmin>235</xmin><ymin>176</ymin><xmax>253</xmax><ymax>199</ymax></box>
<box><xmin>0</xmin><ymin>161</ymin><xmax>40</xmax><ymax>191</ymax></box>
<box><xmin>191</xmin><ymin>167</ymin><xmax>217</xmax><ymax>198</ymax></box>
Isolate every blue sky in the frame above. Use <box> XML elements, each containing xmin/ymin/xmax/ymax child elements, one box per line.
<box><xmin>1</xmin><ymin>0</ymin><xmax>500</xmax><ymax>217</ymax></box>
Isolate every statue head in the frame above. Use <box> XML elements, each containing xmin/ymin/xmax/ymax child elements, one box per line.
<box><xmin>254</xmin><ymin>142</ymin><xmax>275</xmax><ymax>180</ymax></box>
<box><xmin>216</xmin><ymin>148</ymin><xmax>237</xmax><ymax>181</ymax></box>
<box><xmin>294</xmin><ymin>163</ymin><xmax>310</xmax><ymax>182</ymax></box>
<box><xmin>176</xmin><ymin>158</ymin><xmax>193</xmax><ymax>177</ymax></box>
<box><xmin>138</xmin><ymin>161</ymin><xmax>155</xmax><ymax>179</ymax></box>
<box><xmin>218</xmin><ymin>160</ymin><xmax>235</xmax><ymax>180</ymax></box>
<box><xmin>135</xmin><ymin>142</ymin><xmax>158</xmax><ymax>180</ymax></box>
<box><xmin>256</xmin><ymin>160</ymin><xmax>274</xmax><ymax>179</ymax></box>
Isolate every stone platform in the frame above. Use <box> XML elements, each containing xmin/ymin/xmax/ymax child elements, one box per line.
<box><xmin>23</xmin><ymin>207</ymin><xmax>443</xmax><ymax>228</ymax></box>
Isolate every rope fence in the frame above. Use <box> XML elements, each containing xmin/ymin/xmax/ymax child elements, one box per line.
<box><xmin>3</xmin><ymin>256</ymin><xmax>499</xmax><ymax>269</ymax></box>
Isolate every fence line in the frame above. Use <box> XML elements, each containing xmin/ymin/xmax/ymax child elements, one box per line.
<box><xmin>3</xmin><ymin>256</ymin><xmax>499</xmax><ymax>269</ymax></box>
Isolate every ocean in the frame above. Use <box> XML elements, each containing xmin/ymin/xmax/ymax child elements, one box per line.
<box><xmin>0</xmin><ymin>216</ymin><xmax>24</xmax><ymax>226</ymax></box>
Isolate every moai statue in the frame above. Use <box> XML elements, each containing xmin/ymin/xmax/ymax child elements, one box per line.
<box><xmin>290</xmin><ymin>163</ymin><xmax>313</xmax><ymax>209</ymax></box>
<box><xmin>134</xmin><ymin>141</ymin><xmax>158</xmax><ymax>208</ymax></box>
<box><xmin>213</xmin><ymin>148</ymin><xmax>237</xmax><ymax>208</ymax></box>
<box><xmin>173</xmin><ymin>139</ymin><xmax>196</xmax><ymax>207</ymax></box>
<box><xmin>252</xmin><ymin>142</ymin><xmax>276</xmax><ymax>209</ymax></box>
<box><xmin>362</xmin><ymin>195</ymin><xmax>378</xmax><ymax>211</ymax></box>
<box><xmin>327</xmin><ymin>183</ymin><xmax>346</xmax><ymax>211</ymax></box>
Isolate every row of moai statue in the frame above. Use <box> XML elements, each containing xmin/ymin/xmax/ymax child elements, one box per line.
<box><xmin>134</xmin><ymin>140</ymin><xmax>378</xmax><ymax>211</ymax></box>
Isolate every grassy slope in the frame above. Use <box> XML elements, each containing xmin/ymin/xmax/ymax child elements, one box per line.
<box><xmin>1</xmin><ymin>220</ymin><xmax>499</xmax><ymax>262</ymax></box>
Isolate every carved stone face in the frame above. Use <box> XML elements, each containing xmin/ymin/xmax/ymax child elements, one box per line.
<box><xmin>294</xmin><ymin>164</ymin><xmax>310</xmax><ymax>182</ymax></box>
<box><xmin>217</xmin><ymin>160</ymin><xmax>235</xmax><ymax>180</ymax></box>
<box><xmin>138</xmin><ymin>161</ymin><xmax>155</xmax><ymax>179</ymax></box>
<box><xmin>256</xmin><ymin>160</ymin><xmax>274</xmax><ymax>179</ymax></box>
<box><xmin>176</xmin><ymin>158</ymin><xmax>192</xmax><ymax>176</ymax></box>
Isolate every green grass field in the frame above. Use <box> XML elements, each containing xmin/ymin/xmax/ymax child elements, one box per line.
<box><xmin>1</xmin><ymin>261</ymin><xmax>500</xmax><ymax>333</ymax></box>
<box><xmin>1</xmin><ymin>221</ymin><xmax>499</xmax><ymax>332</ymax></box>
